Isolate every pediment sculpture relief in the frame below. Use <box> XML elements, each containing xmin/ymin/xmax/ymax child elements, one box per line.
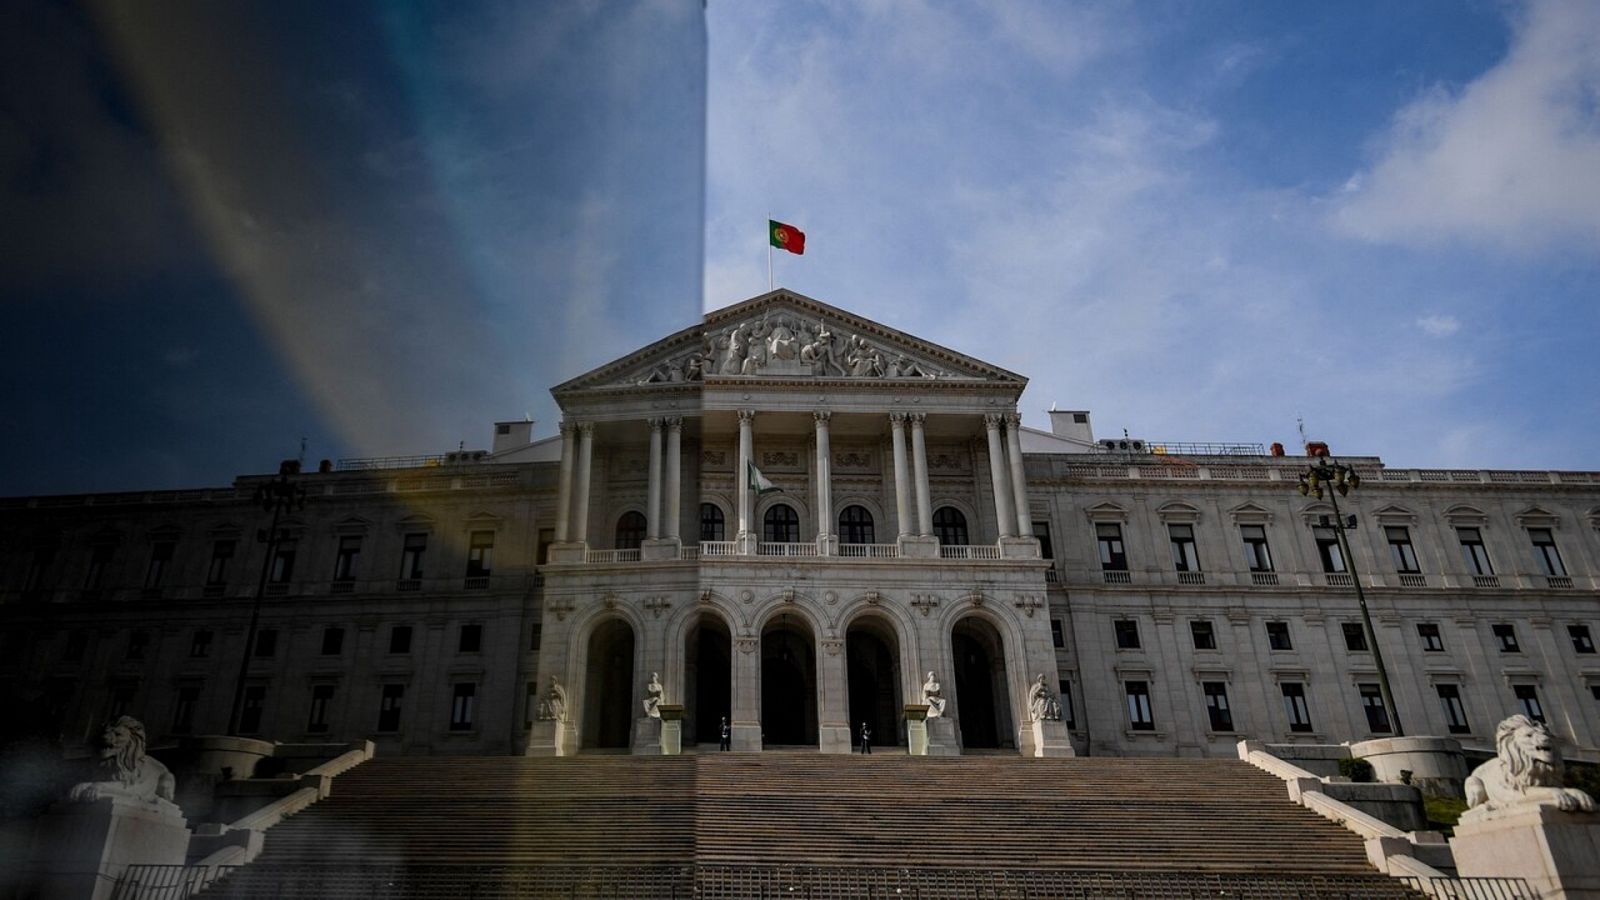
<box><xmin>629</xmin><ymin>312</ymin><xmax>947</xmax><ymax>384</ymax></box>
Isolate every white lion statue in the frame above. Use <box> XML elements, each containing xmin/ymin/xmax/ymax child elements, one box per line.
<box><xmin>1463</xmin><ymin>715</ymin><xmax>1595</xmax><ymax>820</ymax></box>
<box><xmin>67</xmin><ymin>716</ymin><xmax>177</xmax><ymax>805</ymax></box>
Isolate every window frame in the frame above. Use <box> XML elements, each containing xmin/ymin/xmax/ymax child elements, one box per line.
<box><xmin>1203</xmin><ymin>681</ymin><xmax>1234</xmax><ymax>732</ymax></box>
<box><xmin>1096</xmin><ymin>523</ymin><xmax>1128</xmax><ymax>571</ymax></box>
<box><xmin>1113</xmin><ymin>618</ymin><xmax>1141</xmax><ymax>650</ymax></box>
<box><xmin>1281</xmin><ymin>682</ymin><xmax>1313</xmax><ymax>733</ymax></box>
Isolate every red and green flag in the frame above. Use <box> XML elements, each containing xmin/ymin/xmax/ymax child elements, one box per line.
<box><xmin>769</xmin><ymin>220</ymin><xmax>805</xmax><ymax>255</ymax></box>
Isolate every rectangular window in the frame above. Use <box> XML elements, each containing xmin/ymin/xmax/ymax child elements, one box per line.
<box><xmin>1386</xmin><ymin>526</ymin><xmax>1420</xmax><ymax>573</ymax></box>
<box><xmin>85</xmin><ymin>544</ymin><xmax>114</xmax><ymax>590</ymax></box>
<box><xmin>1125</xmin><ymin>681</ymin><xmax>1154</xmax><ymax>730</ymax></box>
<box><xmin>321</xmin><ymin>627</ymin><xmax>345</xmax><ymax>656</ymax></box>
<box><xmin>1570</xmin><ymin>625</ymin><xmax>1596</xmax><ymax>654</ymax></box>
<box><xmin>389</xmin><ymin>625</ymin><xmax>412</xmax><ymax>654</ymax></box>
<box><xmin>1437</xmin><ymin>684</ymin><xmax>1470</xmax><ymax>734</ymax></box>
<box><xmin>1050</xmin><ymin>619</ymin><xmax>1064</xmax><ymax>649</ymax></box>
<box><xmin>190</xmin><ymin>629</ymin><xmax>213</xmax><ymax>658</ymax></box>
<box><xmin>450</xmin><ymin>683</ymin><xmax>477</xmax><ymax>731</ymax></box>
<box><xmin>466</xmin><ymin>531</ymin><xmax>494</xmax><ymax>577</ymax></box>
<box><xmin>333</xmin><ymin>536</ymin><xmax>361</xmax><ymax>581</ymax></box>
<box><xmin>307</xmin><ymin>684</ymin><xmax>334</xmax><ymax>733</ymax></box>
<box><xmin>1417</xmin><ymin>623</ymin><xmax>1444</xmax><ymax>652</ymax></box>
<box><xmin>536</xmin><ymin>528</ymin><xmax>555</xmax><ymax>565</ymax></box>
<box><xmin>1058</xmin><ymin>680</ymin><xmax>1075</xmax><ymax>729</ymax></box>
<box><xmin>1513</xmin><ymin>684</ymin><xmax>1544</xmax><ymax>723</ymax></box>
<box><xmin>459</xmin><ymin>623</ymin><xmax>483</xmax><ymax>654</ymax></box>
<box><xmin>239</xmin><ymin>685</ymin><xmax>266</xmax><ymax>735</ymax></box>
<box><xmin>1168</xmin><ymin>524</ymin><xmax>1199</xmax><ymax>573</ymax></box>
<box><xmin>1342</xmin><ymin>622</ymin><xmax>1368</xmax><ymax>652</ymax></box>
<box><xmin>1266</xmin><ymin>621</ymin><xmax>1292</xmax><ymax>651</ymax></box>
<box><xmin>1203</xmin><ymin>681</ymin><xmax>1234</xmax><ymax>732</ymax></box>
<box><xmin>207</xmin><ymin>540</ymin><xmax>235</xmax><ymax>585</ymax></box>
<box><xmin>1034</xmin><ymin>521</ymin><xmax>1054</xmax><ymax>560</ymax></box>
<box><xmin>1529</xmin><ymin>528</ymin><xmax>1566</xmax><ymax>577</ymax></box>
<box><xmin>1281</xmin><ymin>683</ymin><xmax>1313</xmax><ymax>733</ymax></box>
<box><xmin>1240</xmin><ymin>525</ymin><xmax>1273</xmax><ymax>572</ymax></box>
<box><xmin>126</xmin><ymin>630</ymin><xmax>149</xmax><ymax>660</ymax></box>
<box><xmin>1458</xmin><ymin>528</ymin><xmax>1493</xmax><ymax>575</ymax></box>
<box><xmin>1190</xmin><ymin>620</ymin><xmax>1217</xmax><ymax>651</ymax></box>
<box><xmin>400</xmin><ymin>533</ymin><xmax>427</xmax><ymax>579</ymax></box>
<box><xmin>1493</xmin><ymin>623</ymin><xmax>1520</xmax><ymax>653</ymax></box>
<box><xmin>1359</xmin><ymin>684</ymin><xmax>1392</xmax><ymax>734</ymax></box>
<box><xmin>253</xmin><ymin>628</ymin><xmax>278</xmax><ymax>658</ymax></box>
<box><xmin>269</xmin><ymin>539</ymin><xmax>297</xmax><ymax>584</ymax></box>
<box><xmin>529</xmin><ymin>623</ymin><xmax>543</xmax><ymax>652</ymax></box>
<box><xmin>1313</xmin><ymin>527</ymin><xmax>1345</xmax><ymax>573</ymax></box>
<box><xmin>171</xmin><ymin>685</ymin><xmax>199</xmax><ymax>734</ymax></box>
<box><xmin>1097</xmin><ymin>523</ymin><xmax>1127</xmax><ymax>571</ymax></box>
<box><xmin>378</xmin><ymin>684</ymin><xmax>404</xmax><ymax>732</ymax></box>
<box><xmin>145</xmin><ymin>541</ymin><xmax>175</xmax><ymax>589</ymax></box>
<box><xmin>1113</xmin><ymin>618</ymin><xmax>1140</xmax><ymax>650</ymax></box>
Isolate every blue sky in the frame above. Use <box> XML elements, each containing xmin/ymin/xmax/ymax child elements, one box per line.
<box><xmin>3</xmin><ymin>2</ymin><xmax>1598</xmax><ymax>495</ymax></box>
<box><xmin>704</xmin><ymin>0</ymin><xmax>1600</xmax><ymax>469</ymax></box>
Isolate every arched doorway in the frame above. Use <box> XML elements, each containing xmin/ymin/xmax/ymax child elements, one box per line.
<box><xmin>846</xmin><ymin>617</ymin><xmax>902</xmax><ymax>747</ymax></box>
<box><xmin>761</xmin><ymin>615</ymin><xmax>817</xmax><ymax>746</ymax></box>
<box><xmin>685</xmin><ymin>613</ymin><xmax>732</xmax><ymax>745</ymax></box>
<box><xmin>582</xmin><ymin>619</ymin><xmax>635</xmax><ymax>750</ymax></box>
<box><xmin>951</xmin><ymin>617</ymin><xmax>1013</xmax><ymax>749</ymax></box>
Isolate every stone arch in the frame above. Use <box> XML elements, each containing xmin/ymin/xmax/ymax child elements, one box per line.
<box><xmin>564</xmin><ymin>601</ymin><xmax>649</xmax><ymax>749</ymax></box>
<box><xmin>678</xmin><ymin>604</ymin><xmax>735</xmax><ymax>745</ymax></box>
<box><xmin>836</xmin><ymin>504</ymin><xmax>878</xmax><ymax>545</ymax></box>
<box><xmin>580</xmin><ymin>615</ymin><xmax>637</xmax><ymax>750</ymax></box>
<box><xmin>614</xmin><ymin>509</ymin><xmax>647</xmax><ymax>550</ymax></box>
<box><xmin>837</xmin><ymin>597</ymin><xmax>921</xmax><ymax>690</ymax></box>
<box><xmin>759</xmin><ymin>606</ymin><xmax>819</xmax><ymax>747</ymax></box>
<box><xmin>843</xmin><ymin>610</ymin><xmax>907</xmax><ymax>747</ymax></box>
<box><xmin>697</xmin><ymin>501</ymin><xmax>729</xmax><ymax>542</ymax></box>
<box><xmin>758</xmin><ymin>499</ymin><xmax>805</xmax><ymax>543</ymax></box>
<box><xmin>936</xmin><ymin>601</ymin><xmax>1030</xmax><ymax>751</ymax></box>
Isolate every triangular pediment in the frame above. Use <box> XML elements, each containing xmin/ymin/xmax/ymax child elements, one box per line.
<box><xmin>554</xmin><ymin>290</ymin><xmax>1025</xmax><ymax>397</ymax></box>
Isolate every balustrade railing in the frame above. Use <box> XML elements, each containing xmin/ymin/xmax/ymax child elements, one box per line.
<box><xmin>837</xmin><ymin>543</ymin><xmax>900</xmax><ymax>558</ymax></box>
<box><xmin>585</xmin><ymin>548</ymin><xmax>641</xmax><ymax>564</ymax></box>
<box><xmin>938</xmin><ymin>544</ymin><xmax>1001</xmax><ymax>560</ymax></box>
<box><xmin>699</xmin><ymin>541</ymin><xmax>739</xmax><ymax>557</ymax></box>
<box><xmin>757</xmin><ymin>542</ymin><xmax>819</xmax><ymax>557</ymax></box>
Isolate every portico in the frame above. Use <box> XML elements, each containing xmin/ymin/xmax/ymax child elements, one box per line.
<box><xmin>529</xmin><ymin>290</ymin><xmax>1069</xmax><ymax>757</ymax></box>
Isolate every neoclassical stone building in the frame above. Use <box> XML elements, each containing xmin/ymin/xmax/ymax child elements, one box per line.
<box><xmin>2</xmin><ymin>290</ymin><xmax>1598</xmax><ymax>762</ymax></box>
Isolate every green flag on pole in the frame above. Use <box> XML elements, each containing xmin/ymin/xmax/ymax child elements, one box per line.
<box><xmin>748</xmin><ymin>461</ymin><xmax>781</xmax><ymax>495</ymax></box>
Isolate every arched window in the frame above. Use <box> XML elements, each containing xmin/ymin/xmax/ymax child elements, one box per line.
<box><xmin>933</xmin><ymin>507</ymin><xmax>968</xmax><ymax>546</ymax></box>
<box><xmin>838</xmin><ymin>505</ymin><xmax>875</xmax><ymax>544</ymax></box>
<box><xmin>615</xmin><ymin>511</ymin><xmax>647</xmax><ymax>550</ymax></box>
<box><xmin>763</xmin><ymin>504</ymin><xmax>800</xmax><ymax>543</ymax></box>
<box><xmin>699</xmin><ymin>503</ymin><xmax>725</xmax><ymax>542</ymax></box>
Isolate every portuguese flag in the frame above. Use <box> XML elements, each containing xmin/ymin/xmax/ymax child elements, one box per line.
<box><xmin>769</xmin><ymin>220</ymin><xmax>805</xmax><ymax>255</ymax></box>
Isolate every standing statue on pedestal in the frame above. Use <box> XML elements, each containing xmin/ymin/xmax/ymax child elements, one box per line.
<box><xmin>1028</xmin><ymin>674</ymin><xmax>1062</xmax><ymax>723</ymax></box>
<box><xmin>67</xmin><ymin>717</ymin><xmax>176</xmax><ymax>804</ymax></box>
<box><xmin>539</xmin><ymin>678</ymin><xmax>568</xmax><ymax>723</ymax></box>
<box><xmin>1464</xmin><ymin>715</ymin><xmax>1596</xmax><ymax>819</ymax></box>
<box><xmin>643</xmin><ymin>672</ymin><xmax>664</xmax><ymax>718</ymax></box>
<box><xmin>921</xmin><ymin>671</ymin><xmax>947</xmax><ymax>718</ymax></box>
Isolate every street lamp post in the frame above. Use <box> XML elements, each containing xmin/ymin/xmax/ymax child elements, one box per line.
<box><xmin>227</xmin><ymin>460</ymin><xmax>307</xmax><ymax>737</ymax></box>
<box><xmin>1297</xmin><ymin>458</ymin><xmax>1405</xmax><ymax>737</ymax></box>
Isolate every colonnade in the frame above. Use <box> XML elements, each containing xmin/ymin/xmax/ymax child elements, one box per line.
<box><xmin>552</xmin><ymin>410</ymin><xmax>1032</xmax><ymax>547</ymax></box>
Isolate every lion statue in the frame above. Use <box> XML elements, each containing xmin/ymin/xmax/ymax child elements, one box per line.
<box><xmin>66</xmin><ymin>716</ymin><xmax>176</xmax><ymax>805</ymax></box>
<box><xmin>1463</xmin><ymin>715</ymin><xmax>1595</xmax><ymax>820</ymax></box>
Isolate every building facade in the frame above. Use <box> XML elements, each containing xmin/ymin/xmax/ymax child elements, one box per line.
<box><xmin>2</xmin><ymin>291</ymin><xmax>1598</xmax><ymax>762</ymax></box>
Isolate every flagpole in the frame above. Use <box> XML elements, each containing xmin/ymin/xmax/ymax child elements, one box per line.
<box><xmin>766</xmin><ymin>216</ymin><xmax>774</xmax><ymax>291</ymax></box>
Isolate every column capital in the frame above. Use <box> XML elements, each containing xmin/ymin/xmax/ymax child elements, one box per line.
<box><xmin>738</xmin><ymin>409</ymin><xmax>757</xmax><ymax>424</ymax></box>
<box><xmin>647</xmin><ymin>416</ymin><xmax>664</xmax><ymax>429</ymax></box>
<box><xmin>888</xmin><ymin>411</ymin><xmax>908</xmax><ymax>425</ymax></box>
<box><xmin>560</xmin><ymin>420</ymin><xmax>577</xmax><ymax>437</ymax></box>
<box><xmin>813</xmin><ymin>410</ymin><xmax>832</xmax><ymax>424</ymax></box>
<box><xmin>577</xmin><ymin>421</ymin><xmax>596</xmax><ymax>436</ymax></box>
<box><xmin>1002</xmin><ymin>412</ymin><xmax>1022</xmax><ymax>427</ymax></box>
<box><xmin>665</xmin><ymin>416</ymin><xmax>683</xmax><ymax>430</ymax></box>
<box><xmin>983</xmin><ymin>413</ymin><xmax>1004</xmax><ymax>430</ymax></box>
<box><xmin>908</xmin><ymin>412</ymin><xmax>927</xmax><ymax>425</ymax></box>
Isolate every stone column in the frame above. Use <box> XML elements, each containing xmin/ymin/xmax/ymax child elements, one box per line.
<box><xmin>983</xmin><ymin>414</ymin><xmax>1016</xmax><ymax>539</ymax></box>
<box><xmin>731</xmin><ymin>635</ymin><xmax>761</xmax><ymax>750</ymax></box>
<box><xmin>555</xmin><ymin>421</ymin><xmax>576</xmax><ymax>542</ymax></box>
<box><xmin>572</xmin><ymin>423</ymin><xmax>595</xmax><ymax>545</ymax></box>
<box><xmin>814</xmin><ymin>411</ymin><xmax>833</xmax><ymax>549</ymax></box>
<box><xmin>737</xmin><ymin>410</ymin><xmax>755</xmax><ymax>542</ymax></box>
<box><xmin>890</xmin><ymin>413</ymin><xmax>912</xmax><ymax>539</ymax></box>
<box><xmin>646</xmin><ymin>417</ymin><xmax>663</xmax><ymax>541</ymax></box>
<box><xmin>664</xmin><ymin>417</ymin><xmax>682</xmax><ymax>542</ymax></box>
<box><xmin>910</xmin><ymin>413</ymin><xmax>932</xmax><ymax>537</ymax></box>
<box><xmin>1004</xmin><ymin>413</ymin><xmax>1033</xmax><ymax>538</ymax></box>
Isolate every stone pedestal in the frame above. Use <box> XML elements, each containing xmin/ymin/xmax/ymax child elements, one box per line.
<box><xmin>640</xmin><ymin>539</ymin><xmax>681</xmax><ymax>561</ymax></box>
<box><xmin>525</xmin><ymin>719</ymin><xmax>571</xmax><ymax>757</ymax></box>
<box><xmin>925</xmin><ymin>717</ymin><xmax>960</xmax><ymax>756</ymax></box>
<box><xmin>28</xmin><ymin>796</ymin><xmax>190</xmax><ymax>900</ymax></box>
<box><xmin>657</xmin><ymin>706</ymin><xmax>684</xmax><ymax>755</ymax></box>
<box><xmin>633</xmin><ymin>717</ymin><xmax>663</xmax><ymax>755</ymax></box>
<box><xmin>1452</xmin><ymin>806</ymin><xmax>1600</xmax><ymax>899</ymax></box>
<box><xmin>819</xmin><ymin>724</ymin><xmax>853</xmax><ymax>754</ymax></box>
<box><xmin>1027</xmin><ymin>718</ymin><xmax>1075</xmax><ymax>758</ymax></box>
<box><xmin>730</xmin><ymin>723</ymin><xmax>762</xmax><ymax>752</ymax></box>
<box><xmin>998</xmin><ymin>536</ymin><xmax>1042</xmax><ymax>559</ymax></box>
<box><xmin>904</xmin><ymin>705</ymin><xmax>929</xmax><ymax>756</ymax></box>
<box><xmin>1350</xmin><ymin>736</ymin><xmax>1468</xmax><ymax>799</ymax></box>
<box><xmin>545</xmin><ymin>543</ymin><xmax>587</xmax><ymax>564</ymax></box>
<box><xmin>898</xmin><ymin>535</ymin><xmax>940</xmax><ymax>559</ymax></box>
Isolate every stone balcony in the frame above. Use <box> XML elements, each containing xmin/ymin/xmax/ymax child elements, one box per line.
<box><xmin>550</xmin><ymin>537</ymin><xmax>1042</xmax><ymax>566</ymax></box>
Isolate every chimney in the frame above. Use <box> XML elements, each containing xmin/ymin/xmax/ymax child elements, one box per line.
<box><xmin>492</xmin><ymin>419</ymin><xmax>534</xmax><ymax>454</ymax></box>
<box><xmin>1048</xmin><ymin>409</ymin><xmax>1094</xmax><ymax>444</ymax></box>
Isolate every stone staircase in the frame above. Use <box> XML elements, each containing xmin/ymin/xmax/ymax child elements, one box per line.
<box><xmin>195</xmin><ymin>753</ymin><xmax>1419</xmax><ymax>898</ymax></box>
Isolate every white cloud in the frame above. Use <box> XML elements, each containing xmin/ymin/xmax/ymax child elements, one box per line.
<box><xmin>1416</xmin><ymin>314</ymin><xmax>1462</xmax><ymax>337</ymax></box>
<box><xmin>1332</xmin><ymin>0</ymin><xmax>1600</xmax><ymax>253</ymax></box>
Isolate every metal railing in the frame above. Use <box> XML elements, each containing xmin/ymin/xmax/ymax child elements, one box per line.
<box><xmin>111</xmin><ymin>864</ymin><xmax>1465</xmax><ymax>900</ymax></box>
